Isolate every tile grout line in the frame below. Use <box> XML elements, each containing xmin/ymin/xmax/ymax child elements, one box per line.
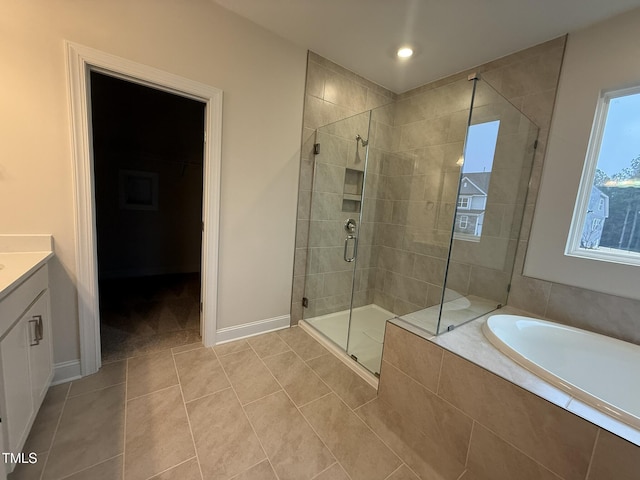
<box><xmin>126</xmin><ymin>382</ymin><xmax>180</xmax><ymax>402</ymax></box>
<box><xmin>346</xmin><ymin>397</ymin><xmax>405</xmax><ymax>476</ymax></box>
<box><xmin>248</xmin><ymin>340</ymin><xmax>362</xmax><ymax>479</ymax></box>
<box><xmin>456</xmin><ymin>469</ymin><xmax>468</xmax><ymax>480</ymax></box>
<box><xmin>217</xmin><ymin>344</ymin><xmax>281</xmax><ymax>480</ymax></box>
<box><xmin>170</xmin><ymin>351</ymin><xmax>205</xmax><ymax>480</ymax></box>
<box><xmin>227</xmin><ymin>458</ymin><xmax>272</xmax><ymax>480</ymax></box>
<box><xmin>183</xmin><ymin>386</ymin><xmax>233</xmax><ymax>406</ymax></box>
<box><xmin>57</xmin><ymin>454</ymin><xmax>123</xmax><ymax>480</ymax></box>
<box><xmin>463</xmin><ymin>421</ymin><xmax>476</xmax><ymax>469</ymax></box>
<box><xmin>383</xmin><ymin>463</ymin><xmax>404</xmax><ymax>480</ymax></box>
<box><xmin>476</xmin><ymin>421</ymin><xmax>569</xmax><ymax>479</ymax></box>
<box><xmin>583</xmin><ymin>428</ymin><xmax>601</xmax><ymax>480</ymax></box>
<box><xmin>309</xmin><ymin>462</ymin><xmax>339</xmax><ymax>480</ymax></box>
<box><xmin>67</xmin><ymin>380</ymin><xmax>127</xmax><ymax>400</ymax></box>
<box><xmin>37</xmin><ymin>382</ymin><xmax>71</xmax><ymax>480</ymax></box>
<box><xmin>296</xmin><ymin>391</ymin><xmax>334</xmax><ymax>410</ymax></box>
<box><xmin>246</xmin><ymin>341</ymin><xmax>343</xmax><ymax>480</ymax></box>
<box><xmin>141</xmin><ymin>456</ymin><xmax>198</xmax><ymax>480</ymax></box>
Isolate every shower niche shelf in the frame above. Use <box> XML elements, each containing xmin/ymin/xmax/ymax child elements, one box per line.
<box><xmin>342</xmin><ymin>168</ymin><xmax>364</xmax><ymax>213</ymax></box>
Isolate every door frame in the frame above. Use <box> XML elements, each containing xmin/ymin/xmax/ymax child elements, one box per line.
<box><xmin>66</xmin><ymin>42</ymin><xmax>222</xmax><ymax>376</ymax></box>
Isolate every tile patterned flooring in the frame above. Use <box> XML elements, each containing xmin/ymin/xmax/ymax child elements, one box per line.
<box><xmin>9</xmin><ymin>327</ymin><xmax>444</xmax><ymax>480</ymax></box>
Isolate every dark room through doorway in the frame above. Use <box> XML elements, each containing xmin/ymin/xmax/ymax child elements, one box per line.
<box><xmin>90</xmin><ymin>71</ymin><xmax>206</xmax><ymax>362</ymax></box>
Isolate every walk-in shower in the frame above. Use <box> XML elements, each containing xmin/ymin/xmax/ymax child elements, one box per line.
<box><xmin>300</xmin><ymin>75</ymin><xmax>539</xmax><ymax>376</ymax></box>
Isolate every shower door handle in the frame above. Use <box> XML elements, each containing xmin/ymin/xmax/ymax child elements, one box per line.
<box><xmin>343</xmin><ymin>234</ymin><xmax>358</xmax><ymax>263</ymax></box>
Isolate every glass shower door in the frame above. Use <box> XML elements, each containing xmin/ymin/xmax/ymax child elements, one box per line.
<box><xmin>302</xmin><ymin>111</ymin><xmax>372</xmax><ymax>353</ymax></box>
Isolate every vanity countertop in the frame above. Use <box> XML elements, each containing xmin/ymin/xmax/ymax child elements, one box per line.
<box><xmin>0</xmin><ymin>235</ymin><xmax>54</xmax><ymax>302</ymax></box>
<box><xmin>0</xmin><ymin>251</ymin><xmax>54</xmax><ymax>302</ymax></box>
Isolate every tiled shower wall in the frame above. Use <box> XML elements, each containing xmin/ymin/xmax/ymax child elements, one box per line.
<box><xmin>371</xmin><ymin>81</ymin><xmax>472</xmax><ymax>315</ymax></box>
<box><xmin>295</xmin><ymin>37</ymin><xmax>640</xmax><ymax>346</ymax></box>
<box><xmin>291</xmin><ymin>52</ymin><xmax>396</xmax><ymax>323</ymax></box>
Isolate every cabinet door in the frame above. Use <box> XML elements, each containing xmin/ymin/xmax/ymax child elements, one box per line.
<box><xmin>28</xmin><ymin>291</ymin><xmax>53</xmax><ymax>408</ymax></box>
<box><xmin>0</xmin><ymin>312</ymin><xmax>34</xmax><ymax>456</ymax></box>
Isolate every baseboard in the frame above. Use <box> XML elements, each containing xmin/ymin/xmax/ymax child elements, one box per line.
<box><xmin>216</xmin><ymin>314</ymin><xmax>290</xmax><ymax>344</ymax></box>
<box><xmin>51</xmin><ymin>359</ymin><xmax>82</xmax><ymax>385</ymax></box>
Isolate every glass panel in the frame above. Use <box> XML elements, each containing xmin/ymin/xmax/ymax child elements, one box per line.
<box><xmin>302</xmin><ymin>111</ymin><xmax>372</xmax><ymax>353</ymax></box>
<box><xmin>388</xmin><ymin>78</ymin><xmax>474</xmax><ymax>336</ymax></box>
<box><xmin>437</xmin><ymin>79</ymin><xmax>539</xmax><ymax>334</ymax></box>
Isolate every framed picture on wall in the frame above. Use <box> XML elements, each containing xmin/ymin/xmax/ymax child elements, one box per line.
<box><xmin>119</xmin><ymin>170</ymin><xmax>159</xmax><ymax>211</ymax></box>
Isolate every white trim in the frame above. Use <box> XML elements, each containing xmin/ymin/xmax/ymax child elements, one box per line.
<box><xmin>565</xmin><ymin>84</ymin><xmax>640</xmax><ymax>267</ymax></box>
<box><xmin>51</xmin><ymin>360</ymin><xmax>82</xmax><ymax>385</ymax></box>
<box><xmin>298</xmin><ymin>320</ymin><xmax>379</xmax><ymax>389</ymax></box>
<box><xmin>215</xmin><ymin>315</ymin><xmax>291</xmax><ymax>344</ymax></box>
<box><xmin>66</xmin><ymin>42</ymin><xmax>222</xmax><ymax>376</ymax></box>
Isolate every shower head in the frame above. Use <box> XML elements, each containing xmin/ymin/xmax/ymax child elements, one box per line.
<box><xmin>355</xmin><ymin>134</ymin><xmax>368</xmax><ymax>147</ymax></box>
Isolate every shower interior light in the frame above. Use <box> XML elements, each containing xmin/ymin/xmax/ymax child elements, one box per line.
<box><xmin>397</xmin><ymin>47</ymin><xmax>414</xmax><ymax>58</ymax></box>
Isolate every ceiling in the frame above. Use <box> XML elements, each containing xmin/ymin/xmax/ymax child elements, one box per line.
<box><xmin>213</xmin><ymin>0</ymin><xmax>640</xmax><ymax>93</ymax></box>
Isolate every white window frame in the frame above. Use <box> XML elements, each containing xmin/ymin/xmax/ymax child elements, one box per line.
<box><xmin>459</xmin><ymin>215</ymin><xmax>469</xmax><ymax>229</ymax></box>
<box><xmin>457</xmin><ymin>196</ymin><xmax>470</xmax><ymax>209</ymax></box>
<box><xmin>592</xmin><ymin>218</ymin><xmax>602</xmax><ymax>230</ymax></box>
<box><xmin>565</xmin><ymin>84</ymin><xmax>640</xmax><ymax>267</ymax></box>
<box><xmin>598</xmin><ymin>197</ymin><xmax>605</xmax><ymax>211</ymax></box>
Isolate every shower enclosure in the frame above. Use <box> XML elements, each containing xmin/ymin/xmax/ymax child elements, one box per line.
<box><xmin>301</xmin><ymin>75</ymin><xmax>539</xmax><ymax>376</ymax></box>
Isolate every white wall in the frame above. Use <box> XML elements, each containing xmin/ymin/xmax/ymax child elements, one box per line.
<box><xmin>525</xmin><ymin>8</ymin><xmax>640</xmax><ymax>301</ymax></box>
<box><xmin>0</xmin><ymin>0</ymin><xmax>306</xmax><ymax>363</ymax></box>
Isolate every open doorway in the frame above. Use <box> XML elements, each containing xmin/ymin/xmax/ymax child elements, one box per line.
<box><xmin>90</xmin><ymin>71</ymin><xmax>205</xmax><ymax>362</ymax></box>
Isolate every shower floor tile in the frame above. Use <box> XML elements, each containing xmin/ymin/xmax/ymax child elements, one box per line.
<box><xmin>304</xmin><ymin>297</ymin><xmax>497</xmax><ymax>375</ymax></box>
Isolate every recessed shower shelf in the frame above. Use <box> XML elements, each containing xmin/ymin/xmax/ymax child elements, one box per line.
<box><xmin>343</xmin><ymin>194</ymin><xmax>362</xmax><ymax>202</ymax></box>
<box><xmin>342</xmin><ymin>168</ymin><xmax>364</xmax><ymax>213</ymax></box>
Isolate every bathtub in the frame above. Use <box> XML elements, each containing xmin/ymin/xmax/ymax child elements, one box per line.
<box><xmin>483</xmin><ymin>314</ymin><xmax>640</xmax><ymax>429</ymax></box>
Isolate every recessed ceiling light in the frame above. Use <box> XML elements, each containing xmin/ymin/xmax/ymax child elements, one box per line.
<box><xmin>397</xmin><ymin>47</ymin><xmax>414</xmax><ymax>58</ymax></box>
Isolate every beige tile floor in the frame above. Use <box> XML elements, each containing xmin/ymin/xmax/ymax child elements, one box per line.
<box><xmin>8</xmin><ymin>327</ymin><xmax>466</xmax><ymax>480</ymax></box>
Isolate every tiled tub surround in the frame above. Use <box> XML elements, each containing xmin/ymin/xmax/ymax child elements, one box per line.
<box><xmin>377</xmin><ymin>315</ymin><xmax>640</xmax><ymax>480</ymax></box>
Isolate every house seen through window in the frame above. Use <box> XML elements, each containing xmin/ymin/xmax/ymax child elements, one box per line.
<box><xmin>454</xmin><ymin>120</ymin><xmax>500</xmax><ymax>240</ymax></box>
<box><xmin>567</xmin><ymin>87</ymin><xmax>640</xmax><ymax>265</ymax></box>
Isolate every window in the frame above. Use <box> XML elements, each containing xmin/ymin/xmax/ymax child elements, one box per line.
<box><xmin>567</xmin><ymin>86</ymin><xmax>640</xmax><ymax>265</ymax></box>
<box><xmin>457</xmin><ymin>196</ymin><xmax>470</xmax><ymax>209</ymax></box>
<box><xmin>459</xmin><ymin>215</ymin><xmax>469</xmax><ymax>229</ymax></box>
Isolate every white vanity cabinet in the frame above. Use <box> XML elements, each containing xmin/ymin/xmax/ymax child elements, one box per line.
<box><xmin>0</xmin><ymin>263</ymin><xmax>53</xmax><ymax>473</ymax></box>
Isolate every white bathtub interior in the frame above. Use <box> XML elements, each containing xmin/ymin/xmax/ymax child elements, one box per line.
<box><xmin>483</xmin><ymin>314</ymin><xmax>640</xmax><ymax>429</ymax></box>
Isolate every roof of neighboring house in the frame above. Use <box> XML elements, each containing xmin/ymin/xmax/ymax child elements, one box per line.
<box><xmin>459</xmin><ymin>172</ymin><xmax>491</xmax><ymax>196</ymax></box>
<box><xmin>456</xmin><ymin>210</ymin><xmax>486</xmax><ymax>216</ymax></box>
